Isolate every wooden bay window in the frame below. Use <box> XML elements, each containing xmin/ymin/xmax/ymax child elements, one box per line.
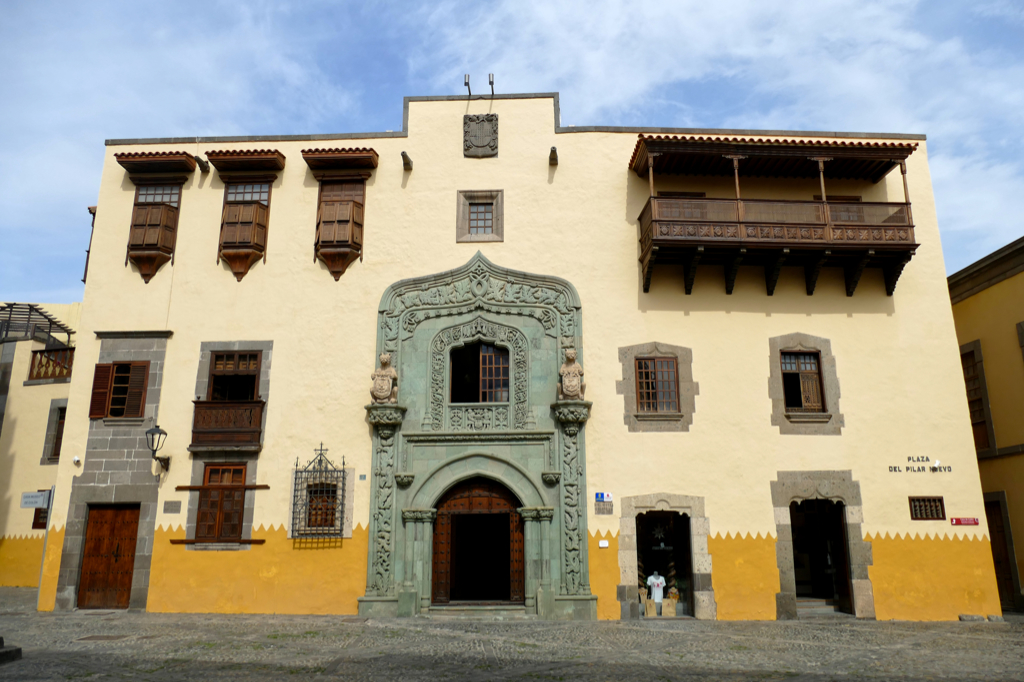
<box><xmin>218</xmin><ymin>181</ymin><xmax>272</xmax><ymax>281</ymax></box>
<box><xmin>191</xmin><ymin>351</ymin><xmax>264</xmax><ymax>448</ymax></box>
<box><xmin>315</xmin><ymin>179</ymin><xmax>364</xmax><ymax>280</ymax></box>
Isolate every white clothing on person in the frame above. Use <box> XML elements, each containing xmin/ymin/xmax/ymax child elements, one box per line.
<box><xmin>646</xmin><ymin>574</ymin><xmax>666</xmax><ymax>603</ymax></box>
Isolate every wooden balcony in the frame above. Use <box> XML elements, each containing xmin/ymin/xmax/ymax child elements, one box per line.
<box><xmin>190</xmin><ymin>400</ymin><xmax>264</xmax><ymax>451</ymax></box>
<box><xmin>639</xmin><ymin>197</ymin><xmax>917</xmax><ymax>296</ymax></box>
<box><xmin>315</xmin><ymin>200</ymin><xmax>364</xmax><ymax>280</ymax></box>
<box><xmin>28</xmin><ymin>348</ymin><xmax>74</xmax><ymax>381</ymax></box>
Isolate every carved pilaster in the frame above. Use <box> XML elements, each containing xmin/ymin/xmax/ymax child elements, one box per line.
<box><xmin>552</xmin><ymin>400</ymin><xmax>592</xmax><ymax>596</ymax></box>
<box><xmin>365</xmin><ymin>404</ymin><xmax>407</xmax><ymax>597</ymax></box>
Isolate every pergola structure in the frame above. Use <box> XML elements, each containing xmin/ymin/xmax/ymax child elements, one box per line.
<box><xmin>0</xmin><ymin>303</ymin><xmax>75</xmax><ymax>346</ymax></box>
<box><xmin>630</xmin><ymin>134</ymin><xmax>920</xmax><ymax>296</ymax></box>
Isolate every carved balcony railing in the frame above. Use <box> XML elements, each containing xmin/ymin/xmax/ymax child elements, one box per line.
<box><xmin>315</xmin><ymin>200</ymin><xmax>364</xmax><ymax>280</ymax></box>
<box><xmin>191</xmin><ymin>400</ymin><xmax>265</xmax><ymax>448</ymax></box>
<box><xmin>639</xmin><ymin>197</ymin><xmax>917</xmax><ymax>296</ymax></box>
<box><xmin>28</xmin><ymin>348</ymin><xmax>74</xmax><ymax>381</ymax></box>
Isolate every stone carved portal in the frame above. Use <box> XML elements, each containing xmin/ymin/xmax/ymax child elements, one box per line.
<box><xmin>359</xmin><ymin>253</ymin><xmax>596</xmax><ymax>621</ymax></box>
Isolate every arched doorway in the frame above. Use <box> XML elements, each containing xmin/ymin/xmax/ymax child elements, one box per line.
<box><xmin>432</xmin><ymin>477</ymin><xmax>525</xmax><ymax>604</ymax></box>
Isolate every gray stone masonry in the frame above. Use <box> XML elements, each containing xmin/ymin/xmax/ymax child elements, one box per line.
<box><xmin>54</xmin><ymin>337</ymin><xmax>166</xmax><ymax>612</ymax></box>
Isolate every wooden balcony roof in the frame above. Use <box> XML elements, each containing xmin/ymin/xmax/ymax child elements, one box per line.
<box><xmin>114</xmin><ymin>151</ymin><xmax>197</xmax><ymax>174</ymax></box>
<box><xmin>205</xmin><ymin>149</ymin><xmax>286</xmax><ymax>172</ymax></box>
<box><xmin>301</xmin><ymin>147</ymin><xmax>379</xmax><ymax>170</ymax></box>
<box><xmin>630</xmin><ymin>134</ymin><xmax>918</xmax><ymax>183</ymax></box>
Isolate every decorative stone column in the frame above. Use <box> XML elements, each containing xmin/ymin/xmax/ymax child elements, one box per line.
<box><xmin>399</xmin><ymin>508</ymin><xmax>435</xmax><ymax>617</ymax></box>
<box><xmin>552</xmin><ymin>400</ymin><xmax>593</xmax><ymax>597</ymax></box>
<box><xmin>519</xmin><ymin>506</ymin><xmax>555</xmax><ymax>617</ymax></box>
<box><xmin>364</xmin><ymin>404</ymin><xmax>406</xmax><ymax>601</ymax></box>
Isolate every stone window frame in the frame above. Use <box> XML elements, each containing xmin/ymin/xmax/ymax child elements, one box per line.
<box><xmin>771</xmin><ymin>470</ymin><xmax>874</xmax><ymax>620</ymax></box>
<box><xmin>183</xmin><ymin>340</ymin><xmax>273</xmax><ymax>549</ymax></box>
<box><xmin>768</xmin><ymin>333</ymin><xmax>844</xmax><ymax>435</ymax></box>
<box><xmin>616</xmin><ymin>342</ymin><xmax>697</xmax><ymax>432</ymax></box>
<box><xmin>960</xmin><ymin>340</ymin><xmax>998</xmax><ymax>459</ymax></box>
<box><xmin>39</xmin><ymin>398</ymin><xmax>68</xmax><ymax>465</ymax></box>
<box><xmin>615</xmin><ymin>493</ymin><xmax>716</xmax><ymax>620</ymax></box>
<box><xmin>456</xmin><ymin>190</ymin><xmax>503</xmax><ymax>243</ymax></box>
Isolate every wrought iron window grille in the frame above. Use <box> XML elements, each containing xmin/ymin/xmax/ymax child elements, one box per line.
<box><xmin>292</xmin><ymin>443</ymin><xmax>346</xmax><ymax>538</ymax></box>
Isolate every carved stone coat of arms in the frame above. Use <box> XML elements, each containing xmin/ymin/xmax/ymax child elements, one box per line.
<box><xmin>464</xmin><ymin>114</ymin><xmax>498</xmax><ymax>158</ymax></box>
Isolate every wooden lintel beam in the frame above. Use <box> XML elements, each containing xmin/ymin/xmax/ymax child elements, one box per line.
<box><xmin>805</xmin><ymin>250</ymin><xmax>830</xmax><ymax>296</ymax></box>
<box><xmin>884</xmin><ymin>254</ymin><xmax>912</xmax><ymax>296</ymax></box>
<box><xmin>765</xmin><ymin>248</ymin><xmax>789</xmax><ymax>296</ymax></box>
<box><xmin>683</xmin><ymin>246</ymin><xmax>703</xmax><ymax>295</ymax></box>
<box><xmin>725</xmin><ymin>248</ymin><xmax>746</xmax><ymax>295</ymax></box>
<box><xmin>642</xmin><ymin>246</ymin><xmax>658</xmax><ymax>293</ymax></box>
<box><xmin>845</xmin><ymin>250</ymin><xmax>874</xmax><ymax>297</ymax></box>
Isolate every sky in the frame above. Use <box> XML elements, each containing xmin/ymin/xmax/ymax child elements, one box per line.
<box><xmin>1</xmin><ymin>0</ymin><xmax>1022</xmax><ymax>303</ymax></box>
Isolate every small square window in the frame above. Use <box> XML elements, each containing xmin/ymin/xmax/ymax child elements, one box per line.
<box><xmin>457</xmin><ymin>190</ymin><xmax>503</xmax><ymax>242</ymax></box>
<box><xmin>909</xmin><ymin>496</ymin><xmax>945</xmax><ymax>520</ymax></box>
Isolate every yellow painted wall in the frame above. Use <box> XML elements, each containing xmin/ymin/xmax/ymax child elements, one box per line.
<box><xmin>35</xmin><ymin>95</ymin><xmax>994</xmax><ymax>617</ymax></box>
<box><xmin>36</xmin><ymin>526</ymin><xmax>63</xmax><ymax>611</ymax></box>
<box><xmin>0</xmin><ymin>303</ymin><xmax>79</xmax><ymax>587</ymax></box>
<box><xmin>0</xmin><ymin>535</ymin><xmax>44</xmax><ymax>587</ymax></box>
<box><xmin>869</xmin><ymin>532</ymin><xmax>1001</xmax><ymax>620</ymax></box>
<box><xmin>147</xmin><ymin>524</ymin><xmax>368</xmax><ymax>614</ymax></box>
<box><xmin>708</xmin><ymin>532</ymin><xmax>778</xmax><ymax>620</ymax></box>
<box><xmin>951</xmin><ymin>272</ymin><xmax>1024</xmax><ymax>448</ymax></box>
<box><xmin>978</xmin><ymin>455</ymin><xmax>1024</xmax><ymax>587</ymax></box>
<box><xmin>588</xmin><ymin>530</ymin><xmax>620</xmax><ymax>620</ymax></box>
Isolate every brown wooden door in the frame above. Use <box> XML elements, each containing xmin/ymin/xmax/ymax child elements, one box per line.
<box><xmin>77</xmin><ymin>505</ymin><xmax>140</xmax><ymax>609</ymax></box>
<box><xmin>431</xmin><ymin>477</ymin><xmax>524</xmax><ymax>604</ymax></box>
<box><xmin>985</xmin><ymin>500</ymin><xmax>1017</xmax><ymax>609</ymax></box>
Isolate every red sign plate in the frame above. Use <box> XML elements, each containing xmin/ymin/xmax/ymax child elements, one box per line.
<box><xmin>951</xmin><ymin>518</ymin><xmax>979</xmax><ymax>525</ymax></box>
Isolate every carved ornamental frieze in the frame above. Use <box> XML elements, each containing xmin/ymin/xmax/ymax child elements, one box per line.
<box><xmin>464</xmin><ymin>114</ymin><xmax>498</xmax><ymax>158</ymax></box>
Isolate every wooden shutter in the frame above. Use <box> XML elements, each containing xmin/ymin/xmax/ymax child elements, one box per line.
<box><xmin>254</xmin><ymin>204</ymin><xmax>268</xmax><ymax>249</ymax></box>
<box><xmin>799</xmin><ymin>372</ymin><xmax>823</xmax><ymax>411</ymax></box>
<box><xmin>129</xmin><ymin>207</ymin><xmax>151</xmax><ymax>246</ymax></box>
<box><xmin>158</xmin><ymin>205</ymin><xmax>178</xmax><ymax>249</ymax></box>
<box><xmin>196</xmin><ymin>489</ymin><xmax>219</xmax><ymax>540</ymax></box>
<box><xmin>221</xmin><ymin>204</ymin><xmax>242</xmax><ymax>245</ymax></box>
<box><xmin>123</xmin><ymin>362</ymin><xmax>149</xmax><ymax>418</ymax></box>
<box><xmin>89</xmin><ymin>364</ymin><xmax>114</xmax><ymax>418</ymax></box>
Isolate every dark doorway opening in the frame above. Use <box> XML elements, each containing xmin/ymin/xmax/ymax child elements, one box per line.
<box><xmin>77</xmin><ymin>504</ymin><xmax>141</xmax><ymax>609</ymax></box>
<box><xmin>451</xmin><ymin>513</ymin><xmax>511</xmax><ymax>601</ymax></box>
<box><xmin>985</xmin><ymin>499</ymin><xmax>1018</xmax><ymax>610</ymax></box>
<box><xmin>432</xmin><ymin>477</ymin><xmax>525</xmax><ymax>605</ymax></box>
<box><xmin>636</xmin><ymin>511</ymin><xmax>693</xmax><ymax>616</ymax></box>
<box><xmin>790</xmin><ymin>499</ymin><xmax>852</xmax><ymax>614</ymax></box>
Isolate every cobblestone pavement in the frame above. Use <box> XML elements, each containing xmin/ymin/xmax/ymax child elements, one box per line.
<box><xmin>1</xmin><ymin>589</ymin><xmax>1022</xmax><ymax>681</ymax></box>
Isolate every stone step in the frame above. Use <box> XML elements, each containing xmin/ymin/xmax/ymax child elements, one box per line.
<box><xmin>424</xmin><ymin>605</ymin><xmax>537</xmax><ymax>621</ymax></box>
<box><xmin>796</xmin><ymin>598</ymin><xmax>854</xmax><ymax>620</ymax></box>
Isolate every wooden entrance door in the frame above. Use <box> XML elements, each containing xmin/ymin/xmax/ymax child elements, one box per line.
<box><xmin>77</xmin><ymin>504</ymin><xmax>140</xmax><ymax>609</ymax></box>
<box><xmin>432</xmin><ymin>477</ymin><xmax>524</xmax><ymax>604</ymax></box>
<box><xmin>985</xmin><ymin>499</ymin><xmax>1017</xmax><ymax>609</ymax></box>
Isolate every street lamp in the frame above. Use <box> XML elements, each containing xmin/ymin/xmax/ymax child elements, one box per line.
<box><xmin>146</xmin><ymin>424</ymin><xmax>169</xmax><ymax>472</ymax></box>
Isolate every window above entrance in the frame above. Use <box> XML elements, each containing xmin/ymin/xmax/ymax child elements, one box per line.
<box><xmin>450</xmin><ymin>342</ymin><xmax>509</xmax><ymax>404</ymax></box>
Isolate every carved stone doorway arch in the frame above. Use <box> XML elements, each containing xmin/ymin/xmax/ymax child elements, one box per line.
<box><xmin>617</xmin><ymin>493</ymin><xmax>716</xmax><ymax>620</ymax></box>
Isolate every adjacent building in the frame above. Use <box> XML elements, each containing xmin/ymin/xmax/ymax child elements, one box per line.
<box><xmin>33</xmin><ymin>93</ymin><xmax>1001</xmax><ymax>620</ymax></box>
<box><xmin>0</xmin><ymin>303</ymin><xmax>79</xmax><ymax>589</ymax></box>
<box><xmin>949</xmin><ymin>236</ymin><xmax>1024</xmax><ymax>611</ymax></box>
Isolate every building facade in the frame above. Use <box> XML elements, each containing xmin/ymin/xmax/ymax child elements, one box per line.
<box><xmin>35</xmin><ymin>93</ymin><xmax>1000</xmax><ymax>620</ymax></box>
<box><xmin>949</xmin><ymin>236</ymin><xmax>1024</xmax><ymax>611</ymax></box>
<box><xmin>0</xmin><ymin>303</ymin><xmax>79</xmax><ymax>589</ymax></box>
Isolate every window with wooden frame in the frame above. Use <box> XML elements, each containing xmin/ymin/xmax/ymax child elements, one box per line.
<box><xmin>218</xmin><ymin>181</ymin><xmax>272</xmax><ymax>281</ymax></box>
<box><xmin>635</xmin><ymin>357</ymin><xmax>679</xmax><ymax>413</ymax></box>
<box><xmin>127</xmin><ymin>183</ymin><xmax>181</xmax><ymax>282</ymax></box>
<box><xmin>196</xmin><ymin>464</ymin><xmax>246</xmax><ymax>542</ymax></box>
<box><xmin>50</xmin><ymin>408</ymin><xmax>66</xmax><ymax>461</ymax></box>
<box><xmin>31</xmin><ymin>490</ymin><xmax>49</xmax><ymax>530</ymax></box>
<box><xmin>314</xmin><ymin>180</ymin><xmax>364</xmax><ymax>280</ymax></box>
<box><xmin>961</xmin><ymin>349</ymin><xmax>991</xmax><ymax>450</ymax></box>
<box><xmin>909</xmin><ymin>496</ymin><xmax>945</xmax><ymax>521</ymax></box>
<box><xmin>781</xmin><ymin>352</ymin><xmax>824</xmax><ymax>413</ymax></box>
<box><xmin>450</xmin><ymin>342</ymin><xmax>510</xmax><ymax>403</ymax></box>
<box><xmin>208</xmin><ymin>351</ymin><xmax>261</xmax><ymax>401</ymax></box>
<box><xmin>89</xmin><ymin>362</ymin><xmax>149</xmax><ymax>419</ymax></box>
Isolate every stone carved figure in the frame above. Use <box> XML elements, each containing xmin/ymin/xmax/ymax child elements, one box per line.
<box><xmin>558</xmin><ymin>348</ymin><xmax>585</xmax><ymax>400</ymax></box>
<box><xmin>370</xmin><ymin>353</ymin><xmax>399</xmax><ymax>404</ymax></box>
